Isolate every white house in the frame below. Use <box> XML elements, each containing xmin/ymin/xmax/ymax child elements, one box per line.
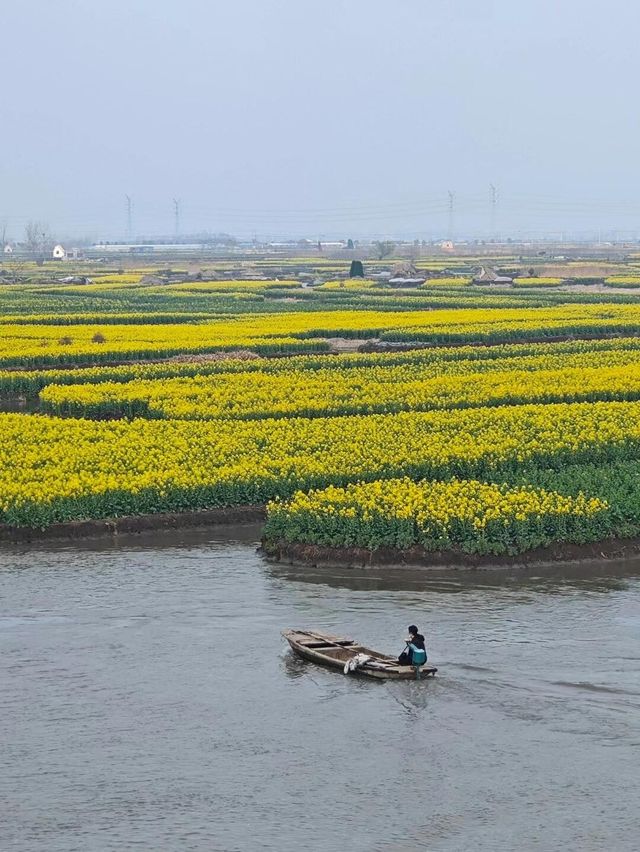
<box><xmin>52</xmin><ymin>244</ymin><xmax>66</xmax><ymax>260</ymax></box>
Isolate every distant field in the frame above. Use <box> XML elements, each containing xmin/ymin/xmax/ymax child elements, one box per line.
<box><xmin>3</xmin><ymin>254</ymin><xmax>640</xmax><ymax>560</ymax></box>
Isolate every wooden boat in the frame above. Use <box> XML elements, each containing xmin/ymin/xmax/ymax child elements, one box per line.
<box><xmin>282</xmin><ymin>628</ymin><xmax>437</xmax><ymax>680</ymax></box>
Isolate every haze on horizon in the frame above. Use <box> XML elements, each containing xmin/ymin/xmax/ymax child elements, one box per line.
<box><xmin>2</xmin><ymin>0</ymin><xmax>639</xmax><ymax>242</ymax></box>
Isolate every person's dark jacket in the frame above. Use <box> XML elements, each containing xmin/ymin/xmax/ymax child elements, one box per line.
<box><xmin>410</xmin><ymin>633</ymin><xmax>426</xmax><ymax>652</ymax></box>
<box><xmin>399</xmin><ymin>632</ymin><xmax>427</xmax><ymax>665</ymax></box>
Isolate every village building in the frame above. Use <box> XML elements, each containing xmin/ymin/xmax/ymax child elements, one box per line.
<box><xmin>473</xmin><ymin>266</ymin><xmax>513</xmax><ymax>285</ymax></box>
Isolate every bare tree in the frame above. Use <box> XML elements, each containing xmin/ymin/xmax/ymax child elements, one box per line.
<box><xmin>24</xmin><ymin>220</ymin><xmax>51</xmax><ymax>260</ymax></box>
<box><xmin>408</xmin><ymin>239</ymin><xmax>421</xmax><ymax>262</ymax></box>
<box><xmin>24</xmin><ymin>221</ymin><xmax>40</xmax><ymax>255</ymax></box>
<box><xmin>373</xmin><ymin>240</ymin><xmax>396</xmax><ymax>261</ymax></box>
<box><xmin>0</xmin><ymin>222</ymin><xmax>7</xmax><ymax>272</ymax></box>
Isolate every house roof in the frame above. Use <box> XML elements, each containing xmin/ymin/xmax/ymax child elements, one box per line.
<box><xmin>473</xmin><ymin>265</ymin><xmax>513</xmax><ymax>283</ymax></box>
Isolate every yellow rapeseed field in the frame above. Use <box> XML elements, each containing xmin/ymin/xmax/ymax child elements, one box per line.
<box><xmin>1</xmin><ymin>399</ymin><xmax>639</xmax><ymax>526</ymax></box>
<box><xmin>5</xmin><ymin>304</ymin><xmax>640</xmax><ymax>365</ymax></box>
<box><xmin>5</xmin><ymin>271</ymin><xmax>640</xmax><ymax>552</ymax></box>
<box><xmin>264</xmin><ymin>477</ymin><xmax>607</xmax><ymax>554</ymax></box>
<box><xmin>40</xmin><ymin>352</ymin><xmax>640</xmax><ymax>420</ymax></box>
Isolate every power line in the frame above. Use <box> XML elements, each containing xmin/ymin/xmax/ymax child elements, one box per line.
<box><xmin>9</xmin><ymin>189</ymin><xmax>640</xmax><ymax>238</ymax></box>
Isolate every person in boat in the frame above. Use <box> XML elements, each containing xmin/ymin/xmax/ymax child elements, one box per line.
<box><xmin>398</xmin><ymin>625</ymin><xmax>427</xmax><ymax>667</ymax></box>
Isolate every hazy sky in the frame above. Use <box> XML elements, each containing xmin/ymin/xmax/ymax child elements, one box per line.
<box><xmin>2</xmin><ymin>0</ymin><xmax>640</xmax><ymax>240</ymax></box>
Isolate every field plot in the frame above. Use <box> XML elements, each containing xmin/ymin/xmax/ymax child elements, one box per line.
<box><xmin>2</xmin><ymin>400</ymin><xmax>640</xmax><ymax>527</ymax></box>
<box><xmin>264</xmin><ymin>478</ymin><xmax>607</xmax><ymax>555</ymax></box>
<box><xmin>3</xmin><ymin>259</ymin><xmax>640</xmax><ymax>560</ymax></box>
<box><xmin>38</xmin><ymin>344</ymin><xmax>640</xmax><ymax>419</ymax></box>
<box><xmin>5</xmin><ymin>303</ymin><xmax>640</xmax><ymax>367</ymax></box>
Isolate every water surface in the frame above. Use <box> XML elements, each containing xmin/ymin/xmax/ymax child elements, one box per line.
<box><xmin>1</xmin><ymin>529</ymin><xmax>639</xmax><ymax>851</ymax></box>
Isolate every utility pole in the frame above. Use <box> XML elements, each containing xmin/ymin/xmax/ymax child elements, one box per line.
<box><xmin>125</xmin><ymin>195</ymin><xmax>133</xmax><ymax>242</ymax></box>
<box><xmin>489</xmin><ymin>184</ymin><xmax>498</xmax><ymax>241</ymax></box>
<box><xmin>173</xmin><ymin>198</ymin><xmax>180</xmax><ymax>239</ymax></box>
<box><xmin>447</xmin><ymin>190</ymin><xmax>455</xmax><ymax>242</ymax></box>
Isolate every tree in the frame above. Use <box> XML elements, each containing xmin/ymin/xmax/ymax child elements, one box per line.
<box><xmin>373</xmin><ymin>240</ymin><xmax>396</xmax><ymax>260</ymax></box>
<box><xmin>349</xmin><ymin>260</ymin><xmax>364</xmax><ymax>278</ymax></box>
<box><xmin>24</xmin><ymin>221</ymin><xmax>50</xmax><ymax>259</ymax></box>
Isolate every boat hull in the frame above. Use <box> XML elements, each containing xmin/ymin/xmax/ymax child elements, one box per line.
<box><xmin>282</xmin><ymin>629</ymin><xmax>437</xmax><ymax>680</ymax></box>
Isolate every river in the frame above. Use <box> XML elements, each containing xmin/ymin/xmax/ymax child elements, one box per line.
<box><xmin>1</xmin><ymin>527</ymin><xmax>639</xmax><ymax>852</ymax></box>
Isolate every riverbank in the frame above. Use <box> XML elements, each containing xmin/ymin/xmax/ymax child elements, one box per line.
<box><xmin>262</xmin><ymin>535</ymin><xmax>640</xmax><ymax>571</ymax></box>
<box><xmin>0</xmin><ymin>505</ymin><xmax>266</xmax><ymax>544</ymax></box>
<box><xmin>5</xmin><ymin>504</ymin><xmax>640</xmax><ymax>572</ymax></box>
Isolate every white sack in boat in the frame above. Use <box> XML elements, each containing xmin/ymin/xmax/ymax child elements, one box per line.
<box><xmin>343</xmin><ymin>653</ymin><xmax>372</xmax><ymax>674</ymax></box>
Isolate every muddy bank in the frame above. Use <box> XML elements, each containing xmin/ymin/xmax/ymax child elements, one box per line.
<box><xmin>262</xmin><ymin>536</ymin><xmax>640</xmax><ymax>571</ymax></box>
<box><xmin>0</xmin><ymin>346</ymin><xmax>326</xmax><ymax>374</ymax></box>
<box><xmin>361</xmin><ymin>330</ymin><xmax>640</xmax><ymax>352</ymax></box>
<box><xmin>0</xmin><ymin>505</ymin><xmax>266</xmax><ymax>544</ymax></box>
<box><xmin>7</xmin><ymin>506</ymin><xmax>640</xmax><ymax>570</ymax></box>
<box><xmin>0</xmin><ymin>395</ymin><xmax>39</xmax><ymax>413</ymax></box>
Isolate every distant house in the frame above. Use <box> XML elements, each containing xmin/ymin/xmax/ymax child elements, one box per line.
<box><xmin>473</xmin><ymin>266</ymin><xmax>513</xmax><ymax>285</ymax></box>
<box><xmin>3</xmin><ymin>244</ymin><xmax>13</xmax><ymax>254</ymax></box>
<box><xmin>388</xmin><ymin>261</ymin><xmax>424</xmax><ymax>288</ymax></box>
<box><xmin>52</xmin><ymin>244</ymin><xmax>66</xmax><ymax>260</ymax></box>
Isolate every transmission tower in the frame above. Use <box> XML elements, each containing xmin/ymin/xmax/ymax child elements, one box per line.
<box><xmin>173</xmin><ymin>198</ymin><xmax>180</xmax><ymax>238</ymax></box>
<box><xmin>125</xmin><ymin>195</ymin><xmax>133</xmax><ymax>242</ymax></box>
<box><xmin>489</xmin><ymin>184</ymin><xmax>498</xmax><ymax>240</ymax></box>
<box><xmin>447</xmin><ymin>190</ymin><xmax>455</xmax><ymax>242</ymax></box>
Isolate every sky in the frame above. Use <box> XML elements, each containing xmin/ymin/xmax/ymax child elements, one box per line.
<box><xmin>2</xmin><ymin>0</ymin><xmax>640</xmax><ymax>241</ymax></box>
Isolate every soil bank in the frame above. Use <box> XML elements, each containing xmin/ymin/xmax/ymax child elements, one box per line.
<box><xmin>263</xmin><ymin>535</ymin><xmax>640</xmax><ymax>571</ymax></box>
<box><xmin>6</xmin><ymin>506</ymin><xmax>640</xmax><ymax>572</ymax></box>
<box><xmin>0</xmin><ymin>505</ymin><xmax>266</xmax><ymax>544</ymax></box>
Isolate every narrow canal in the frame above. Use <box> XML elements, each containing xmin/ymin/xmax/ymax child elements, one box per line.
<box><xmin>1</xmin><ymin>527</ymin><xmax>639</xmax><ymax>851</ymax></box>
